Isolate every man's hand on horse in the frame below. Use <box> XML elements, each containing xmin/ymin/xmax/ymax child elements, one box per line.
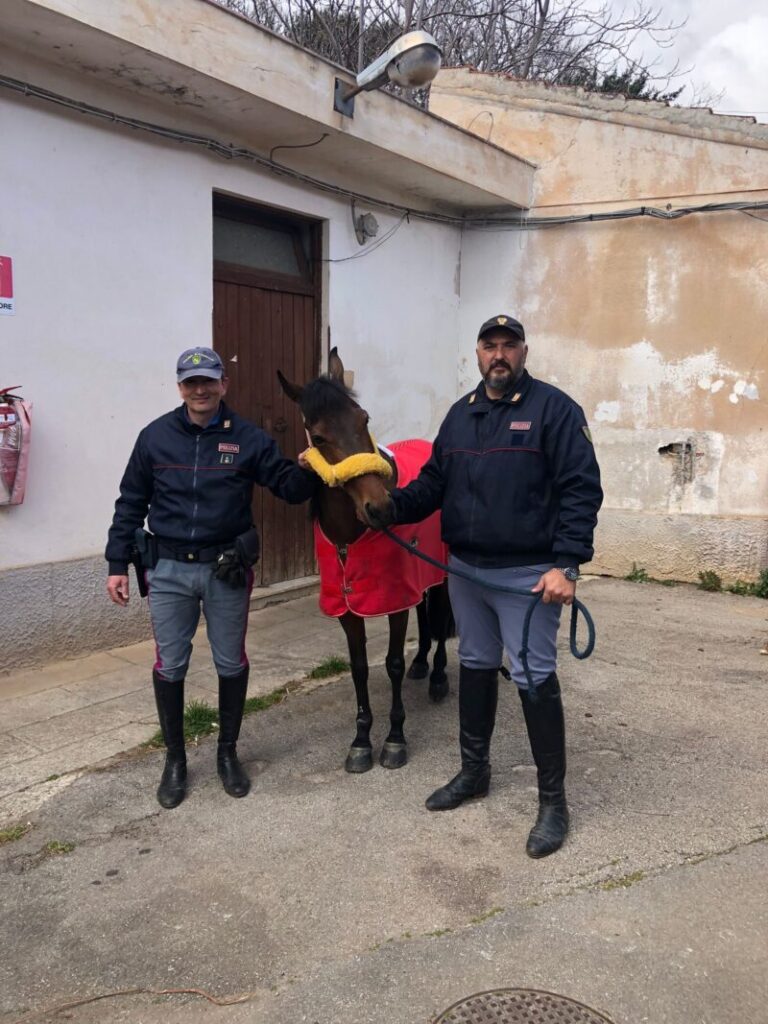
<box><xmin>365</xmin><ymin>497</ymin><xmax>395</xmax><ymax>530</ymax></box>
<box><xmin>532</xmin><ymin>568</ymin><xmax>576</xmax><ymax>605</ymax></box>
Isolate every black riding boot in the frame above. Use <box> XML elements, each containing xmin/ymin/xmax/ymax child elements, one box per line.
<box><xmin>426</xmin><ymin>665</ymin><xmax>498</xmax><ymax>811</ymax></box>
<box><xmin>519</xmin><ymin>671</ymin><xmax>569</xmax><ymax>858</ymax></box>
<box><xmin>152</xmin><ymin>670</ymin><xmax>187</xmax><ymax>809</ymax></box>
<box><xmin>217</xmin><ymin>667</ymin><xmax>251</xmax><ymax>798</ymax></box>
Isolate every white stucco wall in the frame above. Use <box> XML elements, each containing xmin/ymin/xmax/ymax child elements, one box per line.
<box><xmin>0</xmin><ymin>84</ymin><xmax>462</xmax><ymax>575</ymax></box>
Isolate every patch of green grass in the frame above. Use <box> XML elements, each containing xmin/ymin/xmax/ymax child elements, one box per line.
<box><xmin>601</xmin><ymin>869</ymin><xmax>645</xmax><ymax>891</ymax></box>
<box><xmin>183</xmin><ymin>700</ymin><xmax>219</xmax><ymax>740</ymax></box>
<box><xmin>0</xmin><ymin>823</ymin><xmax>32</xmax><ymax>846</ymax></box>
<box><xmin>44</xmin><ymin>774</ymin><xmax>61</xmax><ymax>782</ymax></box>
<box><xmin>243</xmin><ymin>688</ymin><xmax>287</xmax><ymax>715</ymax></box>
<box><xmin>659</xmin><ymin>579</ymin><xmax>679</xmax><ymax>587</ymax></box>
<box><xmin>144</xmin><ymin>687</ymin><xmax>292</xmax><ymax>750</ymax></box>
<box><xmin>625</xmin><ymin>563</ymin><xmax>649</xmax><ymax>583</ymax></box>
<box><xmin>469</xmin><ymin>906</ymin><xmax>504</xmax><ymax>924</ymax></box>
<box><xmin>425</xmin><ymin>928</ymin><xmax>453</xmax><ymax>938</ymax></box>
<box><xmin>698</xmin><ymin>570</ymin><xmax>722</xmax><ymax>593</ymax></box>
<box><xmin>308</xmin><ymin>656</ymin><xmax>350</xmax><ymax>679</ymax></box>
<box><xmin>144</xmin><ymin>699</ymin><xmax>219</xmax><ymax>749</ymax></box>
<box><xmin>44</xmin><ymin>840</ymin><xmax>75</xmax><ymax>856</ymax></box>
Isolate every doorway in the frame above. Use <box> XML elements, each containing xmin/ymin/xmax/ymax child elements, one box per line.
<box><xmin>213</xmin><ymin>194</ymin><xmax>320</xmax><ymax>585</ymax></box>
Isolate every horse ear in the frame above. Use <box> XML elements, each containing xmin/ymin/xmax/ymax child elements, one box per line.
<box><xmin>277</xmin><ymin>370</ymin><xmax>303</xmax><ymax>404</ymax></box>
<box><xmin>328</xmin><ymin>347</ymin><xmax>345</xmax><ymax>383</ymax></box>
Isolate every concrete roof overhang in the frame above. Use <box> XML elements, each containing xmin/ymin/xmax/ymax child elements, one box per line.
<box><xmin>3</xmin><ymin>0</ymin><xmax>535</xmax><ymax>215</ymax></box>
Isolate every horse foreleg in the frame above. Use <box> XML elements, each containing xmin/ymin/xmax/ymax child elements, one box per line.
<box><xmin>380</xmin><ymin>610</ymin><xmax>409</xmax><ymax>769</ymax></box>
<box><xmin>428</xmin><ymin>581</ymin><xmax>451</xmax><ymax>703</ymax></box>
<box><xmin>339</xmin><ymin>612</ymin><xmax>373</xmax><ymax>773</ymax></box>
<box><xmin>406</xmin><ymin>595</ymin><xmax>430</xmax><ymax>680</ymax></box>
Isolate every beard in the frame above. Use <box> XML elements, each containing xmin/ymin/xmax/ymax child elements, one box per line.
<box><xmin>483</xmin><ymin>363</ymin><xmax>515</xmax><ymax>392</ymax></box>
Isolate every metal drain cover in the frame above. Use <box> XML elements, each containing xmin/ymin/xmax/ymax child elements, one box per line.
<box><xmin>434</xmin><ymin>988</ymin><xmax>616</xmax><ymax>1024</ymax></box>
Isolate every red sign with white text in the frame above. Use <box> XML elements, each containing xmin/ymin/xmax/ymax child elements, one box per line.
<box><xmin>0</xmin><ymin>257</ymin><xmax>14</xmax><ymax>315</ymax></box>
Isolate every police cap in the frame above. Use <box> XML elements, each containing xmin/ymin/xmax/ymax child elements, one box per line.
<box><xmin>477</xmin><ymin>315</ymin><xmax>525</xmax><ymax>342</ymax></box>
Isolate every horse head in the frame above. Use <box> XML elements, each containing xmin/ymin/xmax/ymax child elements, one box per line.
<box><xmin>278</xmin><ymin>348</ymin><xmax>393</xmax><ymax>528</ymax></box>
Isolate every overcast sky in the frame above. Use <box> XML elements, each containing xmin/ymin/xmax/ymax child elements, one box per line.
<box><xmin>625</xmin><ymin>0</ymin><xmax>768</xmax><ymax>122</ymax></box>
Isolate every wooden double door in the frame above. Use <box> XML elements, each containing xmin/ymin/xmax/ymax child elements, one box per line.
<box><xmin>212</xmin><ymin>196</ymin><xmax>320</xmax><ymax>586</ymax></box>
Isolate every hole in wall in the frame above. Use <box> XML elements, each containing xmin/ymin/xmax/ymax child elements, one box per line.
<box><xmin>658</xmin><ymin>441</ymin><xmax>695</xmax><ymax>485</ymax></box>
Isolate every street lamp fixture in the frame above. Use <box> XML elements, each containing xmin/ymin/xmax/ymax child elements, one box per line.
<box><xmin>334</xmin><ymin>30</ymin><xmax>442</xmax><ymax>117</ymax></box>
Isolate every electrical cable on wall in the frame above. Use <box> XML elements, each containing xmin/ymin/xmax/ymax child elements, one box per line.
<box><xmin>4</xmin><ymin>74</ymin><xmax>768</xmax><ymax>236</ymax></box>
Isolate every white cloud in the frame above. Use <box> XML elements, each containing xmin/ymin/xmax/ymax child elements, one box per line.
<box><xmin>607</xmin><ymin>0</ymin><xmax>768</xmax><ymax>121</ymax></box>
<box><xmin>691</xmin><ymin>15</ymin><xmax>768</xmax><ymax>117</ymax></box>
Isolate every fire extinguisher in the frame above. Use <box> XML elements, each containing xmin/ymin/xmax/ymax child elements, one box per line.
<box><xmin>0</xmin><ymin>386</ymin><xmax>32</xmax><ymax>506</ymax></box>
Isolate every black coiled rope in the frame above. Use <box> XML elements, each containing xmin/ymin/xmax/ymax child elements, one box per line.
<box><xmin>382</xmin><ymin>528</ymin><xmax>596</xmax><ymax>699</ymax></box>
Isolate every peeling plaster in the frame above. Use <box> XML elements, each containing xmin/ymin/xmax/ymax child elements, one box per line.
<box><xmin>574</xmin><ymin>342</ymin><xmax>761</xmax><ymax>429</ymax></box>
<box><xmin>594</xmin><ymin>400</ymin><xmax>620</xmax><ymax>423</ymax></box>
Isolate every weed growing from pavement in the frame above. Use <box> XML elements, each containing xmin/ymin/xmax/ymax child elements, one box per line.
<box><xmin>601</xmin><ymin>870</ymin><xmax>645</xmax><ymax>890</ymax></box>
<box><xmin>624</xmin><ymin>563</ymin><xmax>767</xmax><ymax>597</ymax></box>
<box><xmin>469</xmin><ymin>907</ymin><xmax>504</xmax><ymax>924</ymax></box>
<box><xmin>243</xmin><ymin>689</ymin><xmax>288</xmax><ymax>715</ymax></box>
<box><xmin>624</xmin><ymin>563</ymin><xmax>650</xmax><ymax>583</ymax></box>
<box><xmin>0</xmin><ymin>823</ymin><xmax>32</xmax><ymax>845</ymax></box>
<box><xmin>698</xmin><ymin>568</ymin><xmax>768</xmax><ymax>597</ymax></box>
<box><xmin>698</xmin><ymin>570</ymin><xmax>722</xmax><ymax>592</ymax></box>
<box><xmin>144</xmin><ymin>687</ymin><xmax>292</xmax><ymax>749</ymax></box>
<box><xmin>308</xmin><ymin>656</ymin><xmax>350</xmax><ymax>679</ymax></box>
<box><xmin>44</xmin><ymin>840</ymin><xmax>75</xmax><ymax>856</ymax></box>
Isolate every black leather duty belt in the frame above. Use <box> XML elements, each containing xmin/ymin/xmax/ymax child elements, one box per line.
<box><xmin>156</xmin><ymin>542</ymin><xmax>230</xmax><ymax>564</ymax></box>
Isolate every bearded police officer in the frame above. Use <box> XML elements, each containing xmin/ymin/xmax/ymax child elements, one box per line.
<box><xmin>368</xmin><ymin>315</ymin><xmax>602</xmax><ymax>858</ymax></box>
<box><xmin>106</xmin><ymin>347</ymin><xmax>316</xmax><ymax>809</ymax></box>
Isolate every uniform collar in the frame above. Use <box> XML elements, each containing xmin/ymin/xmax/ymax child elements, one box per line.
<box><xmin>176</xmin><ymin>402</ymin><xmax>233</xmax><ymax>432</ymax></box>
<box><xmin>468</xmin><ymin>370</ymin><xmax>533</xmax><ymax>412</ymax></box>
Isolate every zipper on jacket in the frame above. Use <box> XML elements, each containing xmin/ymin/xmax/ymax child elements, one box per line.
<box><xmin>190</xmin><ymin>434</ymin><xmax>200</xmax><ymax>540</ymax></box>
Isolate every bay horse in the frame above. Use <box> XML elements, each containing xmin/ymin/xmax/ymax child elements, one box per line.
<box><xmin>278</xmin><ymin>349</ymin><xmax>453</xmax><ymax>773</ymax></box>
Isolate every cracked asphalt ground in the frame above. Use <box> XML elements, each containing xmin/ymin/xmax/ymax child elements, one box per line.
<box><xmin>1</xmin><ymin>579</ymin><xmax>767</xmax><ymax>1024</ymax></box>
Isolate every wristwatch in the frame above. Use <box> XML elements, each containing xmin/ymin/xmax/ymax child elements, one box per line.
<box><xmin>558</xmin><ymin>566</ymin><xmax>580</xmax><ymax>582</ymax></box>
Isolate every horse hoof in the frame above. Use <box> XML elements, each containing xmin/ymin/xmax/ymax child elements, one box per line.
<box><xmin>345</xmin><ymin>747</ymin><xmax>373</xmax><ymax>773</ymax></box>
<box><xmin>429</xmin><ymin>678</ymin><xmax>449</xmax><ymax>703</ymax></box>
<box><xmin>406</xmin><ymin>661</ymin><xmax>428</xmax><ymax>680</ymax></box>
<box><xmin>379</xmin><ymin>742</ymin><xmax>408</xmax><ymax>770</ymax></box>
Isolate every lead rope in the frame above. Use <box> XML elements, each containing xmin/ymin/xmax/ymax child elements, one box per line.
<box><xmin>381</xmin><ymin>526</ymin><xmax>596</xmax><ymax>700</ymax></box>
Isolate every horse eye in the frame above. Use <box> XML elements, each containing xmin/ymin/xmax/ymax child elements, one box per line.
<box><xmin>310</xmin><ymin>434</ymin><xmax>325</xmax><ymax>447</ymax></box>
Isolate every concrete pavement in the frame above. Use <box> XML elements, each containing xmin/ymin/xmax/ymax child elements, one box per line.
<box><xmin>1</xmin><ymin>577</ymin><xmax>767</xmax><ymax>1024</ymax></box>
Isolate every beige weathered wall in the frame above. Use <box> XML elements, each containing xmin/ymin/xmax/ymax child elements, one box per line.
<box><xmin>433</xmin><ymin>70</ymin><xmax>768</xmax><ymax>582</ymax></box>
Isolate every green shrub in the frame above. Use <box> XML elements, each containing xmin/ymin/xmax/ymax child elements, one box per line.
<box><xmin>726</xmin><ymin>579</ymin><xmax>753</xmax><ymax>596</ymax></box>
<box><xmin>625</xmin><ymin>563</ymin><xmax>649</xmax><ymax>583</ymax></box>
<box><xmin>753</xmin><ymin>569</ymin><xmax>768</xmax><ymax>599</ymax></box>
<box><xmin>698</xmin><ymin>570</ymin><xmax>722</xmax><ymax>592</ymax></box>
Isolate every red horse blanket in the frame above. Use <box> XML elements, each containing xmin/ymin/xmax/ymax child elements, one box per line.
<box><xmin>315</xmin><ymin>439</ymin><xmax>447</xmax><ymax>618</ymax></box>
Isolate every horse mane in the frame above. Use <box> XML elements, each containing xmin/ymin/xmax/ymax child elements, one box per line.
<box><xmin>299</xmin><ymin>375</ymin><xmax>358</xmax><ymax>422</ymax></box>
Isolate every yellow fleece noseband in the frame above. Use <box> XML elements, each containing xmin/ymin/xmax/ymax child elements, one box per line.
<box><xmin>304</xmin><ymin>432</ymin><xmax>393</xmax><ymax>488</ymax></box>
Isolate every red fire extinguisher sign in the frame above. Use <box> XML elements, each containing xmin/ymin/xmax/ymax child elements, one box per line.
<box><xmin>0</xmin><ymin>256</ymin><xmax>14</xmax><ymax>315</ymax></box>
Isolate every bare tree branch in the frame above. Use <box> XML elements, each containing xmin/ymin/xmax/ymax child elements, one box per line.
<box><xmin>211</xmin><ymin>0</ymin><xmax>697</xmax><ymax>106</ymax></box>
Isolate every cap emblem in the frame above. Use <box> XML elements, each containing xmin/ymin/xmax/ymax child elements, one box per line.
<box><xmin>497</xmin><ymin>316</ymin><xmax>508</xmax><ymax>325</ymax></box>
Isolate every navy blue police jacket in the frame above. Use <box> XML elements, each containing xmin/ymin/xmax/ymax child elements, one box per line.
<box><xmin>105</xmin><ymin>403</ymin><xmax>317</xmax><ymax>575</ymax></box>
<box><xmin>390</xmin><ymin>371</ymin><xmax>602</xmax><ymax>569</ymax></box>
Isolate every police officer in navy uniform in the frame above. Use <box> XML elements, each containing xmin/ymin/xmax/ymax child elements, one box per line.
<box><xmin>106</xmin><ymin>347</ymin><xmax>316</xmax><ymax>809</ymax></box>
<box><xmin>368</xmin><ymin>316</ymin><xmax>602</xmax><ymax>858</ymax></box>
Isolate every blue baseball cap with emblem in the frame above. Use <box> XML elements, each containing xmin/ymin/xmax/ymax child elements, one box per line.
<box><xmin>477</xmin><ymin>315</ymin><xmax>525</xmax><ymax>341</ymax></box>
<box><xmin>176</xmin><ymin>347</ymin><xmax>225</xmax><ymax>383</ymax></box>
